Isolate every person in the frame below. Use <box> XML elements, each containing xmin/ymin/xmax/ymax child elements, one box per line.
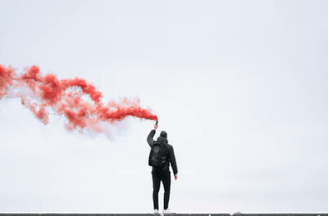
<box><xmin>147</xmin><ymin>123</ymin><xmax>178</xmax><ymax>214</ymax></box>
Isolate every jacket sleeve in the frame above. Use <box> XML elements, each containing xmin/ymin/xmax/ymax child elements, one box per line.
<box><xmin>169</xmin><ymin>146</ymin><xmax>178</xmax><ymax>175</ymax></box>
<box><xmin>147</xmin><ymin>129</ymin><xmax>156</xmax><ymax>147</ymax></box>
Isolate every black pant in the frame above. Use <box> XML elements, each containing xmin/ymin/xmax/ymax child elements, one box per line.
<box><xmin>152</xmin><ymin>166</ymin><xmax>171</xmax><ymax>210</ymax></box>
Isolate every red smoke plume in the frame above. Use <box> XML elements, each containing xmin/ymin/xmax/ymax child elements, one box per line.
<box><xmin>0</xmin><ymin>64</ymin><xmax>158</xmax><ymax>136</ymax></box>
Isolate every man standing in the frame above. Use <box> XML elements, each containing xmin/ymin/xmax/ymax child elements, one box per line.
<box><xmin>147</xmin><ymin>123</ymin><xmax>178</xmax><ymax>214</ymax></box>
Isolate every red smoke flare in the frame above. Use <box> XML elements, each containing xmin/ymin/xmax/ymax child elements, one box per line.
<box><xmin>0</xmin><ymin>64</ymin><xmax>158</xmax><ymax>136</ymax></box>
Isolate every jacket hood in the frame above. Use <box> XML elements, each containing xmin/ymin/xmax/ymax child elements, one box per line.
<box><xmin>156</xmin><ymin>136</ymin><xmax>168</xmax><ymax>144</ymax></box>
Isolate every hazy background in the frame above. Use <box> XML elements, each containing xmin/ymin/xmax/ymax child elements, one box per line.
<box><xmin>0</xmin><ymin>0</ymin><xmax>327</xmax><ymax>213</ymax></box>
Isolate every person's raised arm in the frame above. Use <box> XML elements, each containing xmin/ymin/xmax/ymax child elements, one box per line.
<box><xmin>147</xmin><ymin>124</ymin><xmax>158</xmax><ymax>147</ymax></box>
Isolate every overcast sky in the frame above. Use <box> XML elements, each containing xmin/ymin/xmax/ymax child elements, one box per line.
<box><xmin>0</xmin><ymin>0</ymin><xmax>327</xmax><ymax>214</ymax></box>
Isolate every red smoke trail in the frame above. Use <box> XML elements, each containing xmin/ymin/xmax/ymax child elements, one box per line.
<box><xmin>0</xmin><ymin>64</ymin><xmax>158</xmax><ymax>136</ymax></box>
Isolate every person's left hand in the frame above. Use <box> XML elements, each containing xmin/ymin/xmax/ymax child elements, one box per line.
<box><xmin>154</xmin><ymin>124</ymin><xmax>158</xmax><ymax>130</ymax></box>
<box><xmin>174</xmin><ymin>174</ymin><xmax>178</xmax><ymax>180</ymax></box>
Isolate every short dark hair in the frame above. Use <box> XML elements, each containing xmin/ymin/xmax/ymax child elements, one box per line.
<box><xmin>160</xmin><ymin>131</ymin><xmax>167</xmax><ymax>138</ymax></box>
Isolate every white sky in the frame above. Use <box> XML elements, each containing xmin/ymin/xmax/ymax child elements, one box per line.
<box><xmin>0</xmin><ymin>0</ymin><xmax>327</xmax><ymax>213</ymax></box>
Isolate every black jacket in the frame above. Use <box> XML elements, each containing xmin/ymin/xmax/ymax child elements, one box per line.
<box><xmin>147</xmin><ymin>129</ymin><xmax>178</xmax><ymax>175</ymax></box>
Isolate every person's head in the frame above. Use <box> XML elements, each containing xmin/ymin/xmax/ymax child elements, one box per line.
<box><xmin>160</xmin><ymin>131</ymin><xmax>167</xmax><ymax>139</ymax></box>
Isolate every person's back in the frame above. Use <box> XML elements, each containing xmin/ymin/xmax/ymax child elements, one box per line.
<box><xmin>147</xmin><ymin>124</ymin><xmax>178</xmax><ymax>214</ymax></box>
